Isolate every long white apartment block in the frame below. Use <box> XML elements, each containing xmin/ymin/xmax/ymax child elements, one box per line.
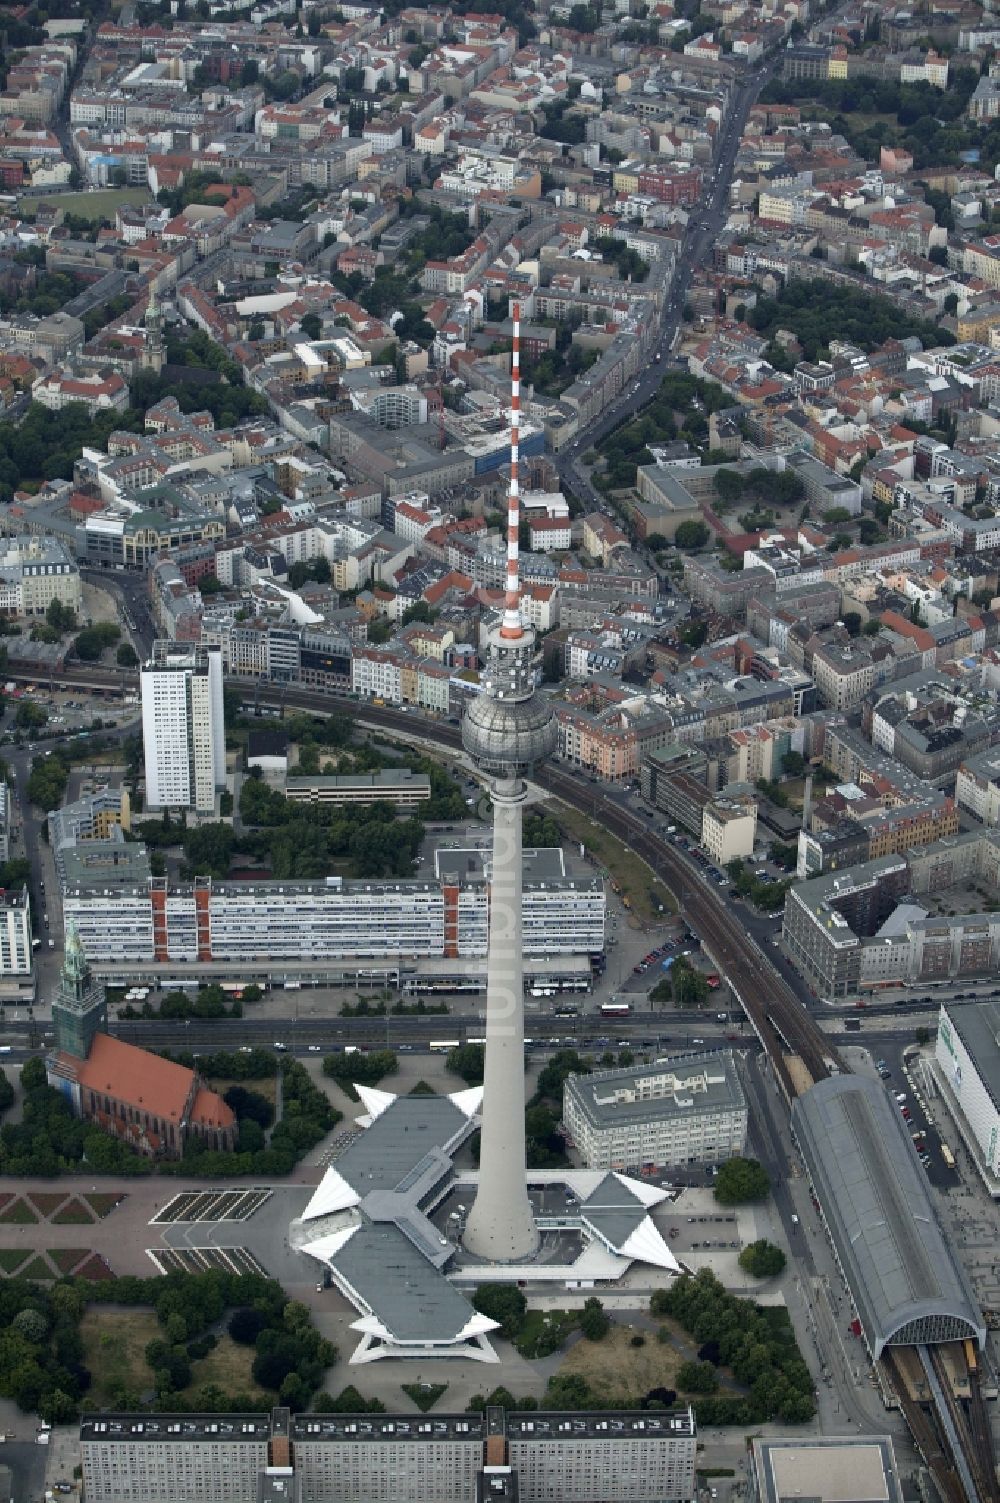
<box><xmin>62</xmin><ymin>865</ymin><xmax>605</xmax><ymax>969</ymax></box>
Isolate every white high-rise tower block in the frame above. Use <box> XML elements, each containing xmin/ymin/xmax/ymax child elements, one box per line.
<box><xmin>141</xmin><ymin>642</ymin><xmax>225</xmax><ymax>815</ymax></box>
<box><xmin>460</xmin><ymin>304</ymin><xmax>557</xmax><ymax>1262</ymax></box>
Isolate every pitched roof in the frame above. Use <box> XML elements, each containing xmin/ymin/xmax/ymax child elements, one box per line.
<box><xmin>74</xmin><ymin>1033</ymin><xmax>199</xmax><ymax>1123</ymax></box>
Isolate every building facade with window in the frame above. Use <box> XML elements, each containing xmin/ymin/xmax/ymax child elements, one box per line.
<box><xmin>563</xmin><ymin>1052</ymin><xmax>747</xmax><ymax>1171</ymax></box>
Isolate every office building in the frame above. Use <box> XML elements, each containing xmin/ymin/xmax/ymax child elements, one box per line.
<box><xmin>284</xmin><ymin>769</ymin><xmax>431</xmax><ymax>809</ymax></box>
<box><xmin>141</xmin><ymin>643</ymin><xmax>225</xmax><ymax>814</ymax></box>
<box><xmin>81</xmin><ymin>1406</ymin><xmax>697</xmax><ymax>1503</ymax></box>
<box><xmin>563</xmin><ymin>1051</ymin><xmax>747</xmax><ymax>1172</ymax></box>
<box><xmin>49</xmin><ymin>786</ymin><xmax>131</xmax><ymax>882</ymax></box>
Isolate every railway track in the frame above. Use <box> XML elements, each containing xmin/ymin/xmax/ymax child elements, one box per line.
<box><xmin>967</xmin><ymin>1360</ymin><xmax>999</xmax><ymax>1503</ymax></box>
<box><xmin>882</xmin><ymin>1352</ymin><xmax>966</xmax><ymax>1503</ymax></box>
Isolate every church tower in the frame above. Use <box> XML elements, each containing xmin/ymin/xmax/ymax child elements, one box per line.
<box><xmin>52</xmin><ymin>925</ymin><xmax>107</xmax><ymax>1061</ymax></box>
<box><xmin>142</xmin><ymin>286</ymin><xmax>164</xmax><ymax>374</ymax></box>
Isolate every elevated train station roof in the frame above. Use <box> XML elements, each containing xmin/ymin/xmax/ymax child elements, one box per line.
<box><xmin>792</xmin><ymin>1075</ymin><xmax>985</xmax><ymax>1360</ymax></box>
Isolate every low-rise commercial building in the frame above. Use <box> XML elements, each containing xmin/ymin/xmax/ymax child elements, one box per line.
<box><xmin>284</xmin><ymin>769</ymin><xmax>431</xmax><ymax>808</ymax></box>
<box><xmin>750</xmin><ymin>1436</ymin><xmax>903</xmax><ymax>1503</ymax></box>
<box><xmin>563</xmin><ymin>1052</ymin><xmax>747</xmax><ymax>1171</ymax></box>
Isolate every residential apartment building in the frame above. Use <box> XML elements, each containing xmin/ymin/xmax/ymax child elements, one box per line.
<box><xmin>0</xmin><ymin>535</ymin><xmax>80</xmax><ymax>617</ymax></box>
<box><xmin>702</xmin><ymin>798</ymin><xmax>756</xmax><ymax>865</ymax></box>
<box><xmin>62</xmin><ymin>858</ymin><xmax>605</xmax><ymax>975</ymax></box>
<box><xmin>140</xmin><ymin>643</ymin><xmax>225</xmax><ymax>814</ymax></box>
<box><xmin>0</xmin><ymin>885</ymin><xmax>32</xmax><ymax>996</ymax></box>
<box><xmin>956</xmin><ymin>749</ymin><xmax>1000</xmax><ymax>827</ymax></box>
<box><xmin>506</xmin><ymin>1409</ymin><xmax>696</xmax><ymax>1503</ymax></box>
<box><xmin>81</xmin><ymin>1407</ymin><xmax>697</xmax><ymax>1503</ymax></box>
<box><xmin>782</xmin><ymin>856</ymin><xmax>910</xmax><ymax>999</ymax></box>
<box><xmin>563</xmin><ymin>1052</ymin><xmax>747</xmax><ymax>1172</ymax></box>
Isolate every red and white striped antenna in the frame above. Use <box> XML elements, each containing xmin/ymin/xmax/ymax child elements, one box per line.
<box><xmin>500</xmin><ymin>299</ymin><xmax>524</xmax><ymax>640</ymax></box>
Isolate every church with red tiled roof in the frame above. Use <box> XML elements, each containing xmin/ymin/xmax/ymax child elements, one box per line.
<box><xmin>46</xmin><ymin>928</ymin><xmax>235</xmax><ymax>1158</ymax></box>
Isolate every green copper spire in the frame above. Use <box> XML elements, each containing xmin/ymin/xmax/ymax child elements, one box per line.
<box><xmin>51</xmin><ymin>925</ymin><xmax>106</xmax><ymax>1060</ymax></box>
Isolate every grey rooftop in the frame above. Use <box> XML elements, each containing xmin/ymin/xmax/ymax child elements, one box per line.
<box><xmin>792</xmin><ymin>1075</ymin><xmax>985</xmax><ymax>1358</ymax></box>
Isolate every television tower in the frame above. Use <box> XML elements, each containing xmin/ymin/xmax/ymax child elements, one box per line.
<box><xmin>461</xmin><ymin>302</ymin><xmax>556</xmax><ymax>1262</ymax></box>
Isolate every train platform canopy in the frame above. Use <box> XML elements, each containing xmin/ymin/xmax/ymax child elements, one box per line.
<box><xmin>792</xmin><ymin>1076</ymin><xmax>985</xmax><ymax>1361</ymax></box>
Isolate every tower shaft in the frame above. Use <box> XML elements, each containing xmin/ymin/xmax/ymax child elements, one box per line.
<box><xmin>462</xmin><ymin>776</ymin><xmax>538</xmax><ymax>1261</ymax></box>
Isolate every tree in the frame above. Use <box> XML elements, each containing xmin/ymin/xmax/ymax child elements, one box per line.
<box><xmin>15</xmin><ymin>699</ymin><xmax>46</xmax><ymax>730</ymax></box>
<box><xmin>74</xmin><ymin>623</ymin><xmax>120</xmax><ymax>661</ymax></box>
<box><xmin>299</xmin><ymin>313</ymin><xmax>322</xmax><ymax>341</ymax></box>
<box><xmin>20</xmin><ymin>1056</ymin><xmax>46</xmax><ymax>1091</ymax></box>
<box><xmin>674</xmin><ymin>519</ymin><xmax>710</xmax><ymax>550</ymax></box>
<box><xmin>446</xmin><ymin>1043</ymin><xmax>485</xmax><ymax>1085</ymax></box>
<box><xmin>472</xmin><ymin>1284</ymin><xmax>527</xmax><ymax>1340</ymax></box>
<box><xmin>116</xmin><ymin>644</ymin><xmax>138</xmax><ymax>667</ymax></box>
<box><xmin>12</xmin><ymin>1308</ymin><xmax>48</xmax><ymax>1342</ymax></box>
<box><xmin>713</xmin><ymin>469</ymin><xmax>743</xmax><ymax>504</ymax></box>
<box><xmin>714</xmin><ymin>1156</ymin><xmax>770</xmax><ymax>1206</ymax></box>
<box><xmin>738</xmin><ymin>1240</ymin><xmax>786</xmax><ymax>1278</ymax></box>
<box><xmin>579</xmin><ymin>1297</ymin><xmax>610</xmax><ymax>1341</ymax></box>
<box><xmin>780</xmin><ymin>750</ymin><xmax>805</xmax><ymax>778</ymax></box>
<box><xmin>45</xmin><ymin>598</ymin><xmax>76</xmax><ymax>633</ymax></box>
<box><xmin>676</xmin><ymin>1359</ymin><xmax>719</xmax><ymax>1393</ymax></box>
<box><xmin>840</xmin><ymin>612</ymin><xmax>861</xmax><ymax>638</ymax></box>
<box><xmin>0</xmin><ymin>1065</ymin><xmax>13</xmax><ymax>1116</ymax></box>
<box><xmin>181</xmin><ymin>823</ymin><xmax>234</xmax><ymax>880</ymax></box>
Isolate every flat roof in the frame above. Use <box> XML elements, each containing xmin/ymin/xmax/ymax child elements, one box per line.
<box><xmin>81</xmin><ymin>1416</ymin><xmax>270</xmax><ymax>1442</ymax></box>
<box><xmin>81</xmin><ymin>1408</ymin><xmax>694</xmax><ymax>1446</ymax></box>
<box><xmin>566</xmin><ymin>1051</ymin><xmax>745</xmax><ymax>1132</ymax></box>
<box><xmin>752</xmin><ymin>1436</ymin><xmax>902</xmax><ymax>1503</ymax></box>
<box><xmin>792</xmin><ymin>1076</ymin><xmax>984</xmax><ymax>1358</ymax></box>
<box><xmin>434</xmin><ymin>847</ymin><xmax>567</xmax><ymax>884</ymax></box>
<box><xmin>941</xmin><ymin>998</ymin><xmax>1000</xmax><ymax>1113</ymax></box>
<box><xmin>507</xmin><ymin>1410</ymin><xmax>695</xmax><ymax>1440</ymax></box>
<box><xmin>334</xmin><ymin>1094</ymin><xmax>470</xmax><ymax>1198</ymax></box>
<box><xmin>286</xmin><ymin>770</ymin><xmax>430</xmax><ymax>790</ymax></box>
<box><xmin>293</xmin><ymin>1414</ymin><xmax>483</xmax><ymax>1443</ymax></box>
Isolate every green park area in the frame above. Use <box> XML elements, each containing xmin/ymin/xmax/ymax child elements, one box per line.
<box><xmin>532</xmin><ymin>801</ymin><xmax>674</xmax><ymax>924</ymax></box>
<box><xmin>19</xmin><ymin>188</ymin><xmax>150</xmax><ymax>220</ymax></box>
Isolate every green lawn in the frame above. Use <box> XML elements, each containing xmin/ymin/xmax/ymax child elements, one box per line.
<box><xmin>18</xmin><ymin>1254</ymin><xmax>53</xmax><ymax>1280</ymax></box>
<box><xmin>543</xmin><ymin>799</ymin><xmax>675</xmax><ymax>924</ymax></box>
<box><xmin>20</xmin><ymin>187</ymin><xmax>150</xmax><ymax>221</ymax></box>
<box><xmin>0</xmin><ymin>1197</ymin><xmax>38</xmax><ymax>1224</ymax></box>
